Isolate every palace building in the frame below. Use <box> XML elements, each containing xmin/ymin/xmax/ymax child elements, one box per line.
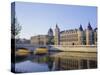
<box><xmin>55</xmin><ymin>22</ymin><xmax>97</xmax><ymax>45</ymax></box>
<box><xmin>30</xmin><ymin>22</ymin><xmax>97</xmax><ymax>46</ymax></box>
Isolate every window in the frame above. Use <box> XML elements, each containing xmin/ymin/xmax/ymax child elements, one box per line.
<box><xmin>80</xmin><ymin>60</ymin><xmax>88</xmax><ymax>69</ymax></box>
<box><xmin>89</xmin><ymin>60</ymin><xmax>97</xmax><ymax>68</ymax></box>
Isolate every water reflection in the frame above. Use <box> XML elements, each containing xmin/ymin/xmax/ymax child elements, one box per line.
<box><xmin>15</xmin><ymin>60</ymin><xmax>49</xmax><ymax>72</ymax></box>
<box><xmin>13</xmin><ymin>51</ymin><xmax>97</xmax><ymax>73</ymax></box>
<box><xmin>14</xmin><ymin>54</ymin><xmax>55</xmax><ymax>73</ymax></box>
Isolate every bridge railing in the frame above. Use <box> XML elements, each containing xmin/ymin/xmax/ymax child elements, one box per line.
<box><xmin>51</xmin><ymin>45</ymin><xmax>97</xmax><ymax>48</ymax></box>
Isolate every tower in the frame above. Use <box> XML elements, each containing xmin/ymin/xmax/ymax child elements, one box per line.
<box><xmin>48</xmin><ymin>28</ymin><xmax>53</xmax><ymax>37</ymax></box>
<box><xmin>47</xmin><ymin>28</ymin><xmax>54</xmax><ymax>45</ymax></box>
<box><xmin>55</xmin><ymin>24</ymin><xmax>60</xmax><ymax>45</ymax></box>
<box><xmin>94</xmin><ymin>28</ymin><xmax>97</xmax><ymax>45</ymax></box>
<box><xmin>78</xmin><ymin>24</ymin><xmax>84</xmax><ymax>45</ymax></box>
<box><xmin>86</xmin><ymin>22</ymin><xmax>93</xmax><ymax>45</ymax></box>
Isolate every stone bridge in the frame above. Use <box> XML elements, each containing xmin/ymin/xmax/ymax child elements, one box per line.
<box><xmin>16</xmin><ymin>44</ymin><xmax>49</xmax><ymax>51</ymax></box>
<box><xmin>16</xmin><ymin>44</ymin><xmax>97</xmax><ymax>53</ymax></box>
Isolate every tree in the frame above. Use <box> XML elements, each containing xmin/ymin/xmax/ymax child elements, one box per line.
<box><xmin>11</xmin><ymin>17</ymin><xmax>22</xmax><ymax>38</ymax></box>
<box><xmin>11</xmin><ymin>17</ymin><xmax>22</xmax><ymax>57</ymax></box>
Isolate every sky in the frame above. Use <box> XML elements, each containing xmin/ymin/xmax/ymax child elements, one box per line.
<box><xmin>14</xmin><ymin>2</ymin><xmax>97</xmax><ymax>39</ymax></box>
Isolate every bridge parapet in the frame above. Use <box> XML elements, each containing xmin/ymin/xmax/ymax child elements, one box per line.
<box><xmin>52</xmin><ymin>45</ymin><xmax>97</xmax><ymax>47</ymax></box>
<box><xmin>51</xmin><ymin>45</ymin><xmax>97</xmax><ymax>53</ymax></box>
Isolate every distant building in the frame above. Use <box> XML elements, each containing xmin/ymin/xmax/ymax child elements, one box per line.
<box><xmin>31</xmin><ymin>35</ymin><xmax>48</xmax><ymax>45</ymax></box>
<box><xmin>16</xmin><ymin>38</ymin><xmax>30</xmax><ymax>44</ymax></box>
<box><xmin>55</xmin><ymin>22</ymin><xmax>97</xmax><ymax>45</ymax></box>
<box><xmin>30</xmin><ymin>22</ymin><xmax>97</xmax><ymax>46</ymax></box>
<box><xmin>31</xmin><ymin>28</ymin><xmax>54</xmax><ymax>45</ymax></box>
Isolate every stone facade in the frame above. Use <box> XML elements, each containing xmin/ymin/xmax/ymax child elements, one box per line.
<box><xmin>55</xmin><ymin>23</ymin><xmax>97</xmax><ymax>45</ymax></box>
<box><xmin>31</xmin><ymin>35</ymin><xmax>48</xmax><ymax>45</ymax></box>
<box><xmin>30</xmin><ymin>23</ymin><xmax>97</xmax><ymax>46</ymax></box>
<box><xmin>31</xmin><ymin>28</ymin><xmax>54</xmax><ymax>45</ymax></box>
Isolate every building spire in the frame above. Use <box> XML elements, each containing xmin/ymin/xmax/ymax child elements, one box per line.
<box><xmin>79</xmin><ymin>24</ymin><xmax>83</xmax><ymax>31</ymax></box>
<box><xmin>87</xmin><ymin>22</ymin><xmax>92</xmax><ymax>30</ymax></box>
<box><xmin>56</xmin><ymin>23</ymin><xmax>58</xmax><ymax>27</ymax></box>
<box><xmin>56</xmin><ymin>23</ymin><xmax>59</xmax><ymax>29</ymax></box>
<box><xmin>48</xmin><ymin>27</ymin><xmax>53</xmax><ymax>33</ymax></box>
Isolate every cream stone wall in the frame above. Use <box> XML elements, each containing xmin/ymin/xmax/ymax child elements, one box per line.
<box><xmin>55</xmin><ymin>25</ymin><xmax>97</xmax><ymax>46</ymax></box>
<box><xmin>31</xmin><ymin>35</ymin><xmax>48</xmax><ymax>45</ymax></box>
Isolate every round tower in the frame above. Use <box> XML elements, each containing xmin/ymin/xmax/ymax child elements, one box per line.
<box><xmin>55</xmin><ymin>24</ymin><xmax>60</xmax><ymax>45</ymax></box>
<box><xmin>94</xmin><ymin>28</ymin><xmax>97</xmax><ymax>45</ymax></box>
<box><xmin>86</xmin><ymin>22</ymin><xmax>93</xmax><ymax>45</ymax></box>
<box><xmin>48</xmin><ymin>28</ymin><xmax>53</xmax><ymax>37</ymax></box>
<box><xmin>78</xmin><ymin>24</ymin><xmax>84</xmax><ymax>45</ymax></box>
<box><xmin>47</xmin><ymin>28</ymin><xmax>54</xmax><ymax>45</ymax></box>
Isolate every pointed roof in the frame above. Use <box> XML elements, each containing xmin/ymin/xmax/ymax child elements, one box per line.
<box><xmin>56</xmin><ymin>24</ymin><xmax>58</xmax><ymax>28</ymax></box>
<box><xmin>56</xmin><ymin>24</ymin><xmax>60</xmax><ymax>29</ymax></box>
<box><xmin>94</xmin><ymin>27</ymin><xmax>97</xmax><ymax>31</ymax></box>
<box><xmin>79</xmin><ymin>24</ymin><xmax>83</xmax><ymax>31</ymax></box>
<box><xmin>48</xmin><ymin>28</ymin><xmax>53</xmax><ymax>36</ymax></box>
<box><xmin>48</xmin><ymin>28</ymin><xmax>53</xmax><ymax>33</ymax></box>
<box><xmin>87</xmin><ymin>22</ymin><xmax>92</xmax><ymax>30</ymax></box>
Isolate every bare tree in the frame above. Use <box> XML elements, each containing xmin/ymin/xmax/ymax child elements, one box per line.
<box><xmin>11</xmin><ymin>17</ymin><xmax>22</xmax><ymax>38</ymax></box>
<box><xmin>11</xmin><ymin>17</ymin><xmax>22</xmax><ymax>56</ymax></box>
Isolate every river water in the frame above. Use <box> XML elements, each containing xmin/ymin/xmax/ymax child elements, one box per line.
<box><xmin>12</xmin><ymin>52</ymin><xmax>58</xmax><ymax>73</ymax></box>
<box><xmin>12</xmin><ymin>51</ymin><xmax>97</xmax><ymax>73</ymax></box>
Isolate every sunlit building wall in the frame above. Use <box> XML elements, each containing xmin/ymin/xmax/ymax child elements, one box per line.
<box><xmin>55</xmin><ymin>23</ymin><xmax>97</xmax><ymax>46</ymax></box>
<box><xmin>31</xmin><ymin>35</ymin><xmax>48</xmax><ymax>45</ymax></box>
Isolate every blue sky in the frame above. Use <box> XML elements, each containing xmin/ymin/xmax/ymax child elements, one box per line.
<box><xmin>15</xmin><ymin>2</ymin><xmax>97</xmax><ymax>39</ymax></box>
